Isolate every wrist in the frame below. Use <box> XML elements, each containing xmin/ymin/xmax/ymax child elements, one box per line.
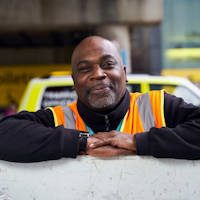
<box><xmin>78</xmin><ymin>132</ymin><xmax>89</xmax><ymax>153</ymax></box>
<box><xmin>133</xmin><ymin>134</ymin><xmax>137</xmax><ymax>152</ymax></box>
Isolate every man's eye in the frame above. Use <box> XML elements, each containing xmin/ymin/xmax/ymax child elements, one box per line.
<box><xmin>78</xmin><ymin>66</ymin><xmax>91</xmax><ymax>73</ymax></box>
<box><xmin>102</xmin><ymin>61</ymin><xmax>116</xmax><ymax>68</ymax></box>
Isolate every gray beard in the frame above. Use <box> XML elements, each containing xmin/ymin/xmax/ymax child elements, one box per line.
<box><xmin>88</xmin><ymin>92</ymin><xmax>116</xmax><ymax>109</ymax></box>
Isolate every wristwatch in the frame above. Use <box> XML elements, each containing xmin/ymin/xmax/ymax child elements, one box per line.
<box><xmin>78</xmin><ymin>132</ymin><xmax>90</xmax><ymax>153</ymax></box>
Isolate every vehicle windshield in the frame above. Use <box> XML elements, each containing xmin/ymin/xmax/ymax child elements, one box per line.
<box><xmin>150</xmin><ymin>84</ymin><xmax>200</xmax><ymax>106</ymax></box>
<box><xmin>173</xmin><ymin>85</ymin><xmax>200</xmax><ymax>106</ymax></box>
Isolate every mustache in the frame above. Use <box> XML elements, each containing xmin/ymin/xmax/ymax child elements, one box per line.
<box><xmin>87</xmin><ymin>82</ymin><xmax>114</xmax><ymax>93</ymax></box>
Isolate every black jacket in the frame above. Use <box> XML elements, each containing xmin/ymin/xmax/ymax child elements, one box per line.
<box><xmin>0</xmin><ymin>92</ymin><xmax>200</xmax><ymax>162</ymax></box>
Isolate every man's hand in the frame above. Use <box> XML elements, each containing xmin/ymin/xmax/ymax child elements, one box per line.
<box><xmin>86</xmin><ymin>145</ymin><xmax>133</xmax><ymax>157</ymax></box>
<box><xmin>86</xmin><ymin>131</ymin><xmax>136</xmax><ymax>157</ymax></box>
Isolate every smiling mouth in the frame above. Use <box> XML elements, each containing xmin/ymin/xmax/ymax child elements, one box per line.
<box><xmin>89</xmin><ymin>85</ymin><xmax>111</xmax><ymax>95</ymax></box>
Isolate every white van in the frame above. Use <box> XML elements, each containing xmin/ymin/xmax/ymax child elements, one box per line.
<box><xmin>18</xmin><ymin>74</ymin><xmax>200</xmax><ymax>112</ymax></box>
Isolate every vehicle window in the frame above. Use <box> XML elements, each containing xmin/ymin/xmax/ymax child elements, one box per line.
<box><xmin>173</xmin><ymin>86</ymin><xmax>200</xmax><ymax>106</ymax></box>
<box><xmin>127</xmin><ymin>84</ymin><xmax>141</xmax><ymax>92</ymax></box>
<box><xmin>149</xmin><ymin>84</ymin><xmax>177</xmax><ymax>93</ymax></box>
<box><xmin>150</xmin><ymin>84</ymin><xmax>200</xmax><ymax>106</ymax></box>
<box><xmin>41</xmin><ymin>86</ymin><xmax>77</xmax><ymax>109</ymax></box>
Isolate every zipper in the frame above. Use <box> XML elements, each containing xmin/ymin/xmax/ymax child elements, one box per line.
<box><xmin>104</xmin><ymin>115</ymin><xmax>110</xmax><ymax>131</ymax></box>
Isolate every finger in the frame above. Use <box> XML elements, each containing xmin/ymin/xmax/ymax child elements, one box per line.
<box><xmin>89</xmin><ymin>149</ymin><xmax>132</xmax><ymax>157</ymax></box>
<box><xmin>92</xmin><ymin>132</ymin><xmax>111</xmax><ymax>139</ymax></box>
<box><xmin>112</xmin><ymin>148</ymin><xmax>133</xmax><ymax>156</ymax></box>
<box><xmin>93</xmin><ymin>131</ymin><xmax>117</xmax><ymax>139</ymax></box>
<box><xmin>87</xmin><ymin>146</ymin><xmax>133</xmax><ymax>157</ymax></box>
<box><xmin>87</xmin><ymin>138</ymin><xmax>110</xmax><ymax>149</ymax></box>
<box><xmin>109</xmin><ymin>134</ymin><xmax>135</xmax><ymax>151</ymax></box>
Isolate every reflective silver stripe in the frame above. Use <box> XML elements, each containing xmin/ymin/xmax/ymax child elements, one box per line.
<box><xmin>136</xmin><ymin>93</ymin><xmax>155</xmax><ymax>131</ymax></box>
<box><xmin>62</xmin><ymin>106</ymin><xmax>76</xmax><ymax>129</ymax></box>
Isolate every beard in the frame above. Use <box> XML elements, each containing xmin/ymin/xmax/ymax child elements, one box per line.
<box><xmin>87</xmin><ymin>90</ymin><xmax>116</xmax><ymax>110</ymax></box>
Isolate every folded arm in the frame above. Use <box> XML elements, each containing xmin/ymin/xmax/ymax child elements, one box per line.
<box><xmin>0</xmin><ymin>109</ymin><xmax>80</xmax><ymax>162</ymax></box>
<box><xmin>87</xmin><ymin>93</ymin><xmax>200</xmax><ymax>159</ymax></box>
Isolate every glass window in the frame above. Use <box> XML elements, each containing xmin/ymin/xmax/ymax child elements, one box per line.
<box><xmin>150</xmin><ymin>84</ymin><xmax>200</xmax><ymax>106</ymax></box>
<box><xmin>127</xmin><ymin>84</ymin><xmax>141</xmax><ymax>93</ymax></box>
<box><xmin>173</xmin><ymin>85</ymin><xmax>200</xmax><ymax>106</ymax></box>
<box><xmin>150</xmin><ymin>84</ymin><xmax>177</xmax><ymax>94</ymax></box>
<box><xmin>162</xmin><ymin>0</ymin><xmax>200</xmax><ymax>68</ymax></box>
<box><xmin>41</xmin><ymin>86</ymin><xmax>77</xmax><ymax>109</ymax></box>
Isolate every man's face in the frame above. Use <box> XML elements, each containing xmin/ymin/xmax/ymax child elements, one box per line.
<box><xmin>71</xmin><ymin>37</ymin><xmax>127</xmax><ymax>111</ymax></box>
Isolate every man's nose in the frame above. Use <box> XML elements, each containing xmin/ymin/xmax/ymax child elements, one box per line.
<box><xmin>90</xmin><ymin>65</ymin><xmax>106</xmax><ymax>80</ymax></box>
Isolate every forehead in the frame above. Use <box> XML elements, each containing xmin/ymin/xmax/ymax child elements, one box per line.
<box><xmin>73</xmin><ymin>39</ymin><xmax>121</xmax><ymax>65</ymax></box>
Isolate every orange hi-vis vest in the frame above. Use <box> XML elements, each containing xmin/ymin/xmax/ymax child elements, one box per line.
<box><xmin>49</xmin><ymin>90</ymin><xmax>166</xmax><ymax>134</ymax></box>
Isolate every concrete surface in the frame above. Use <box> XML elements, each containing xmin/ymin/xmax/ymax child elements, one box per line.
<box><xmin>0</xmin><ymin>155</ymin><xmax>200</xmax><ymax>200</ymax></box>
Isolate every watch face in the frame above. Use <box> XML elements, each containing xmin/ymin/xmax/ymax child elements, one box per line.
<box><xmin>79</xmin><ymin>132</ymin><xmax>89</xmax><ymax>138</ymax></box>
<box><xmin>78</xmin><ymin>132</ymin><xmax>88</xmax><ymax>153</ymax></box>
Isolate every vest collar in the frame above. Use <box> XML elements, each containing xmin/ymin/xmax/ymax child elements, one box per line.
<box><xmin>77</xmin><ymin>89</ymin><xmax>130</xmax><ymax>133</ymax></box>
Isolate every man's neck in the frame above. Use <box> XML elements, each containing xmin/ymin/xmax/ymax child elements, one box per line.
<box><xmin>77</xmin><ymin>90</ymin><xmax>130</xmax><ymax>133</ymax></box>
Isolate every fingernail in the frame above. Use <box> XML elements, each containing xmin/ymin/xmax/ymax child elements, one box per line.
<box><xmin>89</xmin><ymin>144</ymin><xmax>94</xmax><ymax>147</ymax></box>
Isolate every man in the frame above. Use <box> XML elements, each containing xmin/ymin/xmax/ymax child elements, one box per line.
<box><xmin>0</xmin><ymin>36</ymin><xmax>200</xmax><ymax>162</ymax></box>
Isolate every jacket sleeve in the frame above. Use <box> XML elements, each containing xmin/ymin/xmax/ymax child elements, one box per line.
<box><xmin>135</xmin><ymin>93</ymin><xmax>200</xmax><ymax>159</ymax></box>
<box><xmin>0</xmin><ymin>109</ymin><xmax>80</xmax><ymax>162</ymax></box>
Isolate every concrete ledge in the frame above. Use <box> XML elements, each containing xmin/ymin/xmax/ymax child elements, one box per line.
<box><xmin>0</xmin><ymin>155</ymin><xmax>199</xmax><ymax>200</ymax></box>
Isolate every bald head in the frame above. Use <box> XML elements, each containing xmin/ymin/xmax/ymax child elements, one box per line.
<box><xmin>71</xmin><ymin>36</ymin><xmax>123</xmax><ymax>73</ymax></box>
<box><xmin>70</xmin><ymin>35</ymin><xmax>127</xmax><ymax>111</ymax></box>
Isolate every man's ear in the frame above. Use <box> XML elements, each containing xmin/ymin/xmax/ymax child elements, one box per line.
<box><xmin>123</xmin><ymin>65</ymin><xmax>128</xmax><ymax>83</ymax></box>
<box><xmin>71</xmin><ymin>74</ymin><xmax>75</xmax><ymax>82</ymax></box>
<box><xmin>71</xmin><ymin>74</ymin><xmax>76</xmax><ymax>90</ymax></box>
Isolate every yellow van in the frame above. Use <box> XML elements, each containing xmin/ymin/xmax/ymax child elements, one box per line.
<box><xmin>18</xmin><ymin>74</ymin><xmax>200</xmax><ymax>112</ymax></box>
